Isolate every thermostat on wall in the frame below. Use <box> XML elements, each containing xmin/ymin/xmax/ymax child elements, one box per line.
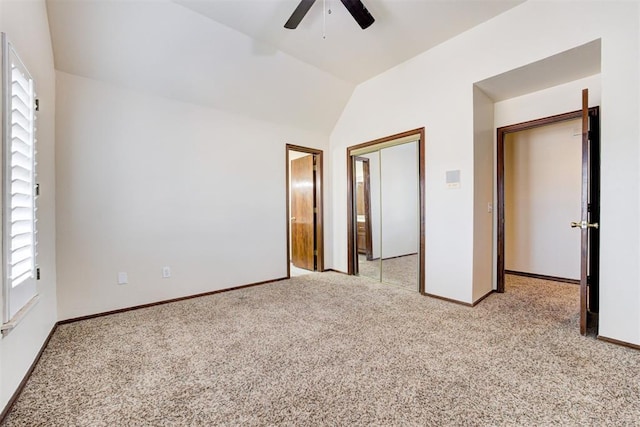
<box><xmin>446</xmin><ymin>170</ymin><xmax>461</xmax><ymax>189</ymax></box>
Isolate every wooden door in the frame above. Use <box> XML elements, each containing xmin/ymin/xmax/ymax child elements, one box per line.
<box><xmin>291</xmin><ymin>155</ymin><xmax>315</xmax><ymax>270</ymax></box>
<box><xmin>574</xmin><ymin>89</ymin><xmax>600</xmax><ymax>335</ymax></box>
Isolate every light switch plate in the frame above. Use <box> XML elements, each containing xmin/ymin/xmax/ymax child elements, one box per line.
<box><xmin>446</xmin><ymin>170</ymin><xmax>461</xmax><ymax>189</ymax></box>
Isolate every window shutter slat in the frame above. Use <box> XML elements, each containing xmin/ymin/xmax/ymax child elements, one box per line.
<box><xmin>11</xmin><ymin>272</ymin><xmax>32</xmax><ymax>288</ymax></box>
<box><xmin>11</xmin><ymin>73</ymin><xmax>31</xmax><ymax>104</ymax></box>
<box><xmin>11</xmin><ymin>91</ymin><xmax>30</xmax><ymax>109</ymax></box>
<box><xmin>12</xmin><ymin>103</ymin><xmax>30</xmax><ymax>120</ymax></box>
<box><xmin>12</xmin><ymin>220</ymin><xmax>33</xmax><ymax>236</ymax></box>
<box><xmin>12</xmin><ymin>167</ymin><xmax>30</xmax><ymax>183</ymax></box>
<box><xmin>11</xmin><ymin>179</ymin><xmax>32</xmax><ymax>196</ymax></box>
<box><xmin>11</xmin><ymin>125</ymin><xmax>31</xmax><ymax>144</ymax></box>
<box><xmin>11</xmin><ymin>66</ymin><xmax>30</xmax><ymax>92</ymax></box>
<box><xmin>10</xmin><ymin>233</ymin><xmax>32</xmax><ymax>251</ymax></box>
<box><xmin>10</xmin><ymin>92</ymin><xmax>29</xmax><ymax>115</ymax></box>
<box><xmin>11</xmin><ymin>206</ymin><xmax>33</xmax><ymax>221</ymax></box>
<box><xmin>11</xmin><ymin>111</ymin><xmax>29</xmax><ymax>130</ymax></box>
<box><xmin>11</xmin><ymin>246</ymin><xmax>32</xmax><ymax>264</ymax></box>
<box><xmin>11</xmin><ymin>164</ymin><xmax>32</xmax><ymax>180</ymax></box>
<box><xmin>11</xmin><ymin>151</ymin><xmax>32</xmax><ymax>171</ymax></box>
<box><xmin>4</xmin><ymin>37</ymin><xmax>38</xmax><ymax>318</ymax></box>
<box><xmin>11</xmin><ymin>258</ymin><xmax>33</xmax><ymax>280</ymax></box>
<box><xmin>11</xmin><ymin>192</ymin><xmax>33</xmax><ymax>209</ymax></box>
<box><xmin>11</xmin><ymin>138</ymin><xmax>31</xmax><ymax>156</ymax></box>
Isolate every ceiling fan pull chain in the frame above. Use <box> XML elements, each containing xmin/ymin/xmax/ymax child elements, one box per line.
<box><xmin>322</xmin><ymin>0</ymin><xmax>326</xmax><ymax>39</ymax></box>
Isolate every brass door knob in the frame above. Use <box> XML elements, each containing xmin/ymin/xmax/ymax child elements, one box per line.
<box><xmin>571</xmin><ymin>221</ymin><xmax>599</xmax><ymax>229</ymax></box>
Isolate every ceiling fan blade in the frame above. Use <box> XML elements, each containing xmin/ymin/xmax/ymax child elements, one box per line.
<box><xmin>284</xmin><ymin>0</ymin><xmax>317</xmax><ymax>29</ymax></box>
<box><xmin>340</xmin><ymin>0</ymin><xmax>375</xmax><ymax>29</ymax></box>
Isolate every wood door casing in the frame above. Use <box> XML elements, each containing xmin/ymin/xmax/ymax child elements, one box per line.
<box><xmin>587</xmin><ymin>106</ymin><xmax>601</xmax><ymax>317</ymax></box>
<box><xmin>496</xmin><ymin>93</ymin><xmax>601</xmax><ymax>336</ymax></box>
<box><xmin>579</xmin><ymin>89</ymin><xmax>602</xmax><ymax>335</ymax></box>
<box><xmin>579</xmin><ymin>89</ymin><xmax>589</xmax><ymax>335</ymax></box>
<box><xmin>291</xmin><ymin>155</ymin><xmax>315</xmax><ymax>271</ymax></box>
<box><xmin>497</xmin><ymin>108</ymin><xmax>593</xmax><ymax>292</ymax></box>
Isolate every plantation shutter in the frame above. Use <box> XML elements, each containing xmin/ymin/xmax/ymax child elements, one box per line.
<box><xmin>2</xmin><ymin>33</ymin><xmax>38</xmax><ymax>323</ymax></box>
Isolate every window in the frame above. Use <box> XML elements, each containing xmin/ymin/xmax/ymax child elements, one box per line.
<box><xmin>2</xmin><ymin>33</ymin><xmax>38</xmax><ymax>327</ymax></box>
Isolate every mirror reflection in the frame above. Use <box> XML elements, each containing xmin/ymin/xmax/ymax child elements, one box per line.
<box><xmin>379</xmin><ymin>142</ymin><xmax>419</xmax><ymax>291</ymax></box>
<box><xmin>355</xmin><ymin>154</ymin><xmax>380</xmax><ymax>281</ymax></box>
<box><xmin>353</xmin><ymin>140</ymin><xmax>419</xmax><ymax>291</ymax></box>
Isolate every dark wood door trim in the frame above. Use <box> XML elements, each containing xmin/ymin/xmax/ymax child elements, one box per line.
<box><xmin>355</xmin><ymin>157</ymin><xmax>373</xmax><ymax>260</ymax></box>
<box><xmin>346</xmin><ymin>128</ymin><xmax>426</xmax><ymax>295</ymax></box>
<box><xmin>579</xmin><ymin>90</ymin><xmax>589</xmax><ymax>335</ymax></box>
<box><xmin>496</xmin><ymin>107</ymin><xmax>600</xmax><ymax>294</ymax></box>
<box><xmin>588</xmin><ymin>107</ymin><xmax>601</xmax><ymax>314</ymax></box>
<box><xmin>286</xmin><ymin>144</ymin><xmax>324</xmax><ymax>277</ymax></box>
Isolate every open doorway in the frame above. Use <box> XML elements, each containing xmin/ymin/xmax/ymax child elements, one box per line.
<box><xmin>497</xmin><ymin>105</ymin><xmax>601</xmax><ymax>335</ymax></box>
<box><xmin>286</xmin><ymin>144</ymin><xmax>324</xmax><ymax>278</ymax></box>
<box><xmin>471</xmin><ymin>40</ymin><xmax>602</xmax><ymax>332</ymax></box>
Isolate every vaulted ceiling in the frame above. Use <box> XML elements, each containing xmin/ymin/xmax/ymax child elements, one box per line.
<box><xmin>46</xmin><ymin>0</ymin><xmax>524</xmax><ymax>133</ymax></box>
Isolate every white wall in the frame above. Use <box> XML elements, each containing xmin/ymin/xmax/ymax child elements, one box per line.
<box><xmin>380</xmin><ymin>142</ymin><xmax>419</xmax><ymax>259</ymax></box>
<box><xmin>55</xmin><ymin>72</ymin><xmax>329</xmax><ymax>320</ymax></box>
<box><xmin>472</xmin><ymin>87</ymin><xmax>494</xmax><ymax>302</ymax></box>
<box><xmin>0</xmin><ymin>0</ymin><xmax>57</xmax><ymax>412</ymax></box>
<box><xmin>494</xmin><ymin>75</ymin><xmax>602</xmax><ymax>128</ymax></box>
<box><xmin>330</xmin><ymin>1</ymin><xmax>640</xmax><ymax>345</ymax></box>
<box><xmin>504</xmin><ymin>119</ymin><xmax>582</xmax><ymax>280</ymax></box>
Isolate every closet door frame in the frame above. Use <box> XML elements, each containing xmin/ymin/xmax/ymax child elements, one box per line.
<box><xmin>346</xmin><ymin>127</ymin><xmax>426</xmax><ymax>295</ymax></box>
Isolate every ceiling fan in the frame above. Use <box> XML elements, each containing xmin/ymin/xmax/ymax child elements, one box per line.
<box><xmin>284</xmin><ymin>0</ymin><xmax>375</xmax><ymax>30</ymax></box>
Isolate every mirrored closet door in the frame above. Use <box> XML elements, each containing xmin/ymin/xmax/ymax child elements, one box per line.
<box><xmin>348</xmin><ymin>130</ymin><xmax>424</xmax><ymax>293</ymax></box>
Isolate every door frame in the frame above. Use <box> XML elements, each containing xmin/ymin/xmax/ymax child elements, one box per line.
<box><xmin>286</xmin><ymin>144</ymin><xmax>324</xmax><ymax>277</ymax></box>
<box><xmin>346</xmin><ymin>128</ymin><xmax>426</xmax><ymax>294</ymax></box>
<box><xmin>496</xmin><ymin>107</ymin><xmax>600</xmax><ymax>293</ymax></box>
<box><xmin>354</xmin><ymin>156</ymin><xmax>373</xmax><ymax>260</ymax></box>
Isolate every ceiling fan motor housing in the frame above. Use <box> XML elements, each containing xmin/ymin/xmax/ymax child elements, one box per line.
<box><xmin>284</xmin><ymin>0</ymin><xmax>375</xmax><ymax>30</ymax></box>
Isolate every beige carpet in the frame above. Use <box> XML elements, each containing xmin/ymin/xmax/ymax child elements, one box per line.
<box><xmin>3</xmin><ymin>273</ymin><xmax>640</xmax><ymax>426</ymax></box>
<box><xmin>358</xmin><ymin>254</ymin><xmax>418</xmax><ymax>291</ymax></box>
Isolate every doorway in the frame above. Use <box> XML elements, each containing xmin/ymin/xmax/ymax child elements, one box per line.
<box><xmin>497</xmin><ymin>104</ymin><xmax>600</xmax><ymax>334</ymax></box>
<box><xmin>286</xmin><ymin>144</ymin><xmax>324</xmax><ymax>277</ymax></box>
<box><xmin>347</xmin><ymin>128</ymin><xmax>425</xmax><ymax>294</ymax></box>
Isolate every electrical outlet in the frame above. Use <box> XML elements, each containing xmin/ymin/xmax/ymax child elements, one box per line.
<box><xmin>118</xmin><ymin>272</ymin><xmax>128</xmax><ymax>285</ymax></box>
<box><xmin>162</xmin><ymin>267</ymin><xmax>171</xmax><ymax>278</ymax></box>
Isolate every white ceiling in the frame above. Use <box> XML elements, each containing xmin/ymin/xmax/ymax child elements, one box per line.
<box><xmin>174</xmin><ymin>0</ymin><xmax>524</xmax><ymax>84</ymax></box>
<box><xmin>46</xmin><ymin>0</ymin><xmax>524</xmax><ymax>133</ymax></box>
